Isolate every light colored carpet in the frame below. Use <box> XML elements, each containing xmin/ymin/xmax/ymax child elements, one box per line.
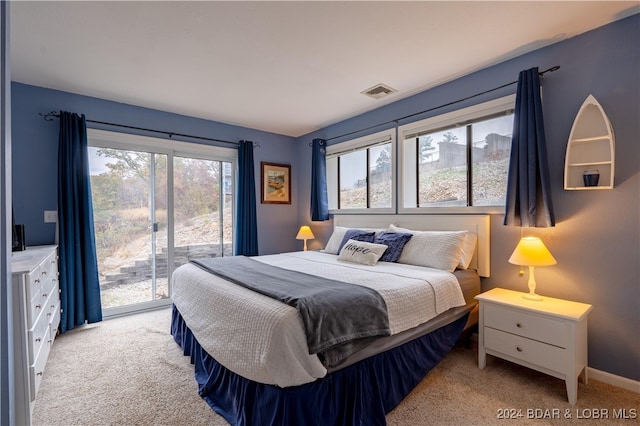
<box><xmin>33</xmin><ymin>308</ymin><xmax>638</xmax><ymax>425</ymax></box>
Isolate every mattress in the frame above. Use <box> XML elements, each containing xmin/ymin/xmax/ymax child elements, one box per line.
<box><xmin>171</xmin><ymin>250</ymin><xmax>469</xmax><ymax>387</ymax></box>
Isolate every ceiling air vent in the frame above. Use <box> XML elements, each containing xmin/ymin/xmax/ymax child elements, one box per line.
<box><xmin>361</xmin><ymin>83</ymin><xmax>397</xmax><ymax>99</ymax></box>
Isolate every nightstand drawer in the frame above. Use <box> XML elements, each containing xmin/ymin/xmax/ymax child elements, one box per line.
<box><xmin>485</xmin><ymin>327</ymin><xmax>565</xmax><ymax>374</ymax></box>
<box><xmin>484</xmin><ymin>304</ymin><xmax>565</xmax><ymax>347</ymax></box>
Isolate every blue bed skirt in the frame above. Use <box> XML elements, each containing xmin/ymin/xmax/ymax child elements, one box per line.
<box><xmin>171</xmin><ymin>305</ymin><xmax>468</xmax><ymax>426</ymax></box>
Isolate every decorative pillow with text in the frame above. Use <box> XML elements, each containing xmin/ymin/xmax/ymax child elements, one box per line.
<box><xmin>337</xmin><ymin>239</ymin><xmax>388</xmax><ymax>266</ymax></box>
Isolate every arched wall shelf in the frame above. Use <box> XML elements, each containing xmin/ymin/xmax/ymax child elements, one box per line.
<box><xmin>564</xmin><ymin>94</ymin><xmax>615</xmax><ymax>190</ymax></box>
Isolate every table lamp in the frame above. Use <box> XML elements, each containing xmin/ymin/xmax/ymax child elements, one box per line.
<box><xmin>508</xmin><ymin>236</ymin><xmax>557</xmax><ymax>301</ymax></box>
<box><xmin>296</xmin><ymin>225</ymin><xmax>315</xmax><ymax>251</ymax></box>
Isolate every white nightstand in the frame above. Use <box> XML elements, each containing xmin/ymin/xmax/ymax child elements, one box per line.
<box><xmin>476</xmin><ymin>288</ymin><xmax>592</xmax><ymax>405</ymax></box>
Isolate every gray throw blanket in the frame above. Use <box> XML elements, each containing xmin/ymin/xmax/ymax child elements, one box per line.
<box><xmin>191</xmin><ymin>256</ymin><xmax>390</xmax><ymax>366</ymax></box>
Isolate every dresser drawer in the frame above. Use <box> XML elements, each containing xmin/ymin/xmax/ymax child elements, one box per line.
<box><xmin>49</xmin><ymin>300</ymin><xmax>61</xmax><ymax>341</ymax></box>
<box><xmin>25</xmin><ymin>268</ymin><xmax>42</xmax><ymax>322</ymax></box>
<box><xmin>485</xmin><ymin>327</ymin><xmax>565</xmax><ymax>374</ymax></box>
<box><xmin>41</xmin><ymin>251</ymin><xmax>58</xmax><ymax>280</ymax></box>
<box><xmin>43</xmin><ymin>289</ymin><xmax>59</xmax><ymax>334</ymax></box>
<box><xmin>41</xmin><ymin>268</ymin><xmax>57</xmax><ymax>301</ymax></box>
<box><xmin>29</xmin><ymin>332</ymin><xmax>52</xmax><ymax>402</ymax></box>
<box><xmin>28</xmin><ymin>291</ymin><xmax>46</xmax><ymax>328</ymax></box>
<box><xmin>28</xmin><ymin>311</ymin><xmax>50</xmax><ymax>365</ymax></box>
<box><xmin>484</xmin><ymin>303</ymin><xmax>566</xmax><ymax>347</ymax></box>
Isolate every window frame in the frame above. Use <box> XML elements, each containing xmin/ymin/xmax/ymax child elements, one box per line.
<box><xmin>327</xmin><ymin>128</ymin><xmax>396</xmax><ymax>215</ymax></box>
<box><xmin>398</xmin><ymin>94</ymin><xmax>516</xmax><ymax>214</ymax></box>
<box><xmin>87</xmin><ymin>128</ymin><xmax>237</xmax><ymax>317</ymax></box>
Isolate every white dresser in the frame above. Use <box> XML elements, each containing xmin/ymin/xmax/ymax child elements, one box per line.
<box><xmin>12</xmin><ymin>245</ymin><xmax>60</xmax><ymax>426</ymax></box>
<box><xmin>476</xmin><ymin>288</ymin><xmax>592</xmax><ymax>405</ymax></box>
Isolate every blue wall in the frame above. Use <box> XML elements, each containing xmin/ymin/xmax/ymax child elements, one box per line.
<box><xmin>11</xmin><ymin>83</ymin><xmax>300</xmax><ymax>255</ymax></box>
<box><xmin>295</xmin><ymin>15</ymin><xmax>640</xmax><ymax>381</ymax></box>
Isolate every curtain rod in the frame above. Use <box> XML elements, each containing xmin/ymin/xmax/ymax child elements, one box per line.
<box><xmin>39</xmin><ymin>111</ymin><xmax>260</xmax><ymax>147</ymax></box>
<box><xmin>320</xmin><ymin>66</ymin><xmax>560</xmax><ymax>144</ymax></box>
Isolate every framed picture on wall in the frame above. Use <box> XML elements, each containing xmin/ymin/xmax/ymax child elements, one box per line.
<box><xmin>261</xmin><ymin>162</ymin><xmax>291</xmax><ymax>204</ymax></box>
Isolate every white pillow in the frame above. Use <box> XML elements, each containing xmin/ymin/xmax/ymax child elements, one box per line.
<box><xmin>337</xmin><ymin>239</ymin><xmax>388</xmax><ymax>266</ymax></box>
<box><xmin>458</xmin><ymin>232</ymin><xmax>478</xmax><ymax>270</ymax></box>
<box><xmin>324</xmin><ymin>226</ymin><xmax>388</xmax><ymax>254</ymax></box>
<box><xmin>389</xmin><ymin>224</ymin><xmax>466</xmax><ymax>272</ymax></box>
<box><xmin>324</xmin><ymin>226</ymin><xmax>348</xmax><ymax>254</ymax></box>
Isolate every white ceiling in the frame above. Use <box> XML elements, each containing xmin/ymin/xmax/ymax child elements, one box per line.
<box><xmin>10</xmin><ymin>1</ymin><xmax>639</xmax><ymax>137</ymax></box>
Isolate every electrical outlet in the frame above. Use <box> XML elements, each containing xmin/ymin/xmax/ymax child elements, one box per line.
<box><xmin>44</xmin><ymin>210</ymin><xmax>58</xmax><ymax>223</ymax></box>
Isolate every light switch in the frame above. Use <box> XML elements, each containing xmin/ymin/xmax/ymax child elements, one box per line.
<box><xmin>44</xmin><ymin>210</ymin><xmax>58</xmax><ymax>223</ymax></box>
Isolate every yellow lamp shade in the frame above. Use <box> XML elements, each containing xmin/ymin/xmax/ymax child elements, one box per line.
<box><xmin>508</xmin><ymin>237</ymin><xmax>557</xmax><ymax>267</ymax></box>
<box><xmin>508</xmin><ymin>236</ymin><xmax>556</xmax><ymax>301</ymax></box>
<box><xmin>296</xmin><ymin>226</ymin><xmax>315</xmax><ymax>240</ymax></box>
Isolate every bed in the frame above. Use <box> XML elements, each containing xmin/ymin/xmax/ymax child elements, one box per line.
<box><xmin>171</xmin><ymin>214</ymin><xmax>490</xmax><ymax>425</ymax></box>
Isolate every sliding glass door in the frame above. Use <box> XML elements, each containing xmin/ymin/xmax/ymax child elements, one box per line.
<box><xmin>173</xmin><ymin>156</ymin><xmax>234</xmax><ymax>267</ymax></box>
<box><xmin>87</xmin><ymin>130</ymin><xmax>235</xmax><ymax>317</ymax></box>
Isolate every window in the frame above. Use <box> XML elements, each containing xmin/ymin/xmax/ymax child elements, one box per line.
<box><xmin>326</xmin><ymin>129</ymin><xmax>395</xmax><ymax>213</ymax></box>
<box><xmin>399</xmin><ymin>95</ymin><xmax>515</xmax><ymax>212</ymax></box>
<box><xmin>87</xmin><ymin>129</ymin><xmax>236</xmax><ymax>317</ymax></box>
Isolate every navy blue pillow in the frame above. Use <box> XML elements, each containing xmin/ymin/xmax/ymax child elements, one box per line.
<box><xmin>337</xmin><ymin>229</ymin><xmax>376</xmax><ymax>253</ymax></box>
<box><xmin>375</xmin><ymin>232</ymin><xmax>413</xmax><ymax>262</ymax></box>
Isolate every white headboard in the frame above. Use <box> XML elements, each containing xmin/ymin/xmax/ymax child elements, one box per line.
<box><xmin>333</xmin><ymin>214</ymin><xmax>490</xmax><ymax>277</ymax></box>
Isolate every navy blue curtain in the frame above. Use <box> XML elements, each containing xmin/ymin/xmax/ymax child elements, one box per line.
<box><xmin>504</xmin><ymin>68</ymin><xmax>555</xmax><ymax>227</ymax></box>
<box><xmin>310</xmin><ymin>138</ymin><xmax>329</xmax><ymax>221</ymax></box>
<box><xmin>57</xmin><ymin>111</ymin><xmax>102</xmax><ymax>333</ymax></box>
<box><xmin>234</xmin><ymin>140</ymin><xmax>259</xmax><ymax>256</ymax></box>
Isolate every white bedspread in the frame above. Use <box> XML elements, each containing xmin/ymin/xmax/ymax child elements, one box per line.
<box><xmin>171</xmin><ymin>251</ymin><xmax>465</xmax><ymax>387</ymax></box>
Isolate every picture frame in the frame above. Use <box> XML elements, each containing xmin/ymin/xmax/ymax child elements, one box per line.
<box><xmin>261</xmin><ymin>162</ymin><xmax>291</xmax><ymax>204</ymax></box>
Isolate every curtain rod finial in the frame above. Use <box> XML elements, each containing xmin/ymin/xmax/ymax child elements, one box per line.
<box><xmin>39</xmin><ymin>111</ymin><xmax>59</xmax><ymax>121</ymax></box>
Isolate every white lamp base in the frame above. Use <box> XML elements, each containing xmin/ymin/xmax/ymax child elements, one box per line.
<box><xmin>523</xmin><ymin>265</ymin><xmax>543</xmax><ymax>301</ymax></box>
<box><xmin>523</xmin><ymin>293</ymin><xmax>543</xmax><ymax>301</ymax></box>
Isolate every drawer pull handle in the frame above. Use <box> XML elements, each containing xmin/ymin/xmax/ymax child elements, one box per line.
<box><xmin>42</xmin><ymin>293</ymin><xmax>48</xmax><ymax>298</ymax></box>
<box><xmin>35</xmin><ymin>279</ymin><xmax>40</xmax><ymax>283</ymax></box>
<box><xmin>35</xmin><ymin>304</ymin><xmax>42</xmax><ymax>309</ymax></box>
<box><xmin>42</xmin><ymin>270</ymin><xmax>47</xmax><ymax>276</ymax></box>
<box><xmin>47</xmin><ymin>313</ymin><xmax>52</xmax><ymax>317</ymax></box>
<box><xmin>35</xmin><ymin>338</ymin><xmax>41</xmax><ymax>343</ymax></box>
<box><xmin>516</xmin><ymin>347</ymin><xmax>523</xmax><ymax>352</ymax></box>
<box><xmin>37</xmin><ymin>372</ymin><xmax>43</xmax><ymax>377</ymax></box>
<box><xmin>516</xmin><ymin>323</ymin><xmax>523</xmax><ymax>328</ymax></box>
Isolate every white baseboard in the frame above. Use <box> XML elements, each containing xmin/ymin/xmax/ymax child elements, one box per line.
<box><xmin>588</xmin><ymin>367</ymin><xmax>640</xmax><ymax>393</ymax></box>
